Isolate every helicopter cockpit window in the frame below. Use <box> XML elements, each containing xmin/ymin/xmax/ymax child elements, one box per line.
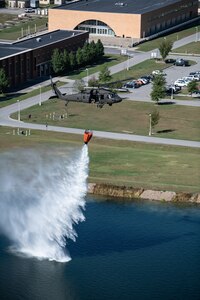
<box><xmin>101</xmin><ymin>95</ymin><xmax>104</xmax><ymax>99</ymax></box>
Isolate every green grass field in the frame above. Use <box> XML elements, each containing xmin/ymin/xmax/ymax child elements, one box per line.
<box><xmin>0</xmin><ymin>127</ymin><xmax>199</xmax><ymax>193</ymax></box>
<box><xmin>0</xmin><ymin>15</ymin><xmax>48</xmax><ymax>40</ymax></box>
<box><xmin>137</xmin><ymin>26</ymin><xmax>200</xmax><ymax>52</ymax></box>
<box><xmin>11</xmin><ymin>99</ymin><xmax>200</xmax><ymax>142</ymax></box>
<box><xmin>67</xmin><ymin>55</ymin><xmax>127</xmax><ymax>80</ymax></box>
<box><xmin>172</xmin><ymin>41</ymin><xmax>200</xmax><ymax>55</ymax></box>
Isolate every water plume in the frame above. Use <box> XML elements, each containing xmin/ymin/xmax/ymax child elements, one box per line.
<box><xmin>0</xmin><ymin>145</ymin><xmax>89</xmax><ymax>262</ymax></box>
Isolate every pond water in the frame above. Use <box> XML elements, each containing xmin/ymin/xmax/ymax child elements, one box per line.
<box><xmin>0</xmin><ymin>196</ymin><xmax>200</xmax><ymax>300</ymax></box>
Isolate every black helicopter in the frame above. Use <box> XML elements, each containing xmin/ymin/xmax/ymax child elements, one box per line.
<box><xmin>50</xmin><ymin>77</ymin><xmax>122</xmax><ymax>108</ymax></box>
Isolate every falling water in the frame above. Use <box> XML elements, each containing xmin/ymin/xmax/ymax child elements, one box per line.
<box><xmin>0</xmin><ymin>145</ymin><xmax>89</xmax><ymax>262</ymax></box>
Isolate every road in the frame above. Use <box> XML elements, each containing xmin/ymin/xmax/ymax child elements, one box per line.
<box><xmin>0</xmin><ymin>88</ymin><xmax>200</xmax><ymax>148</ymax></box>
<box><xmin>0</xmin><ymin>33</ymin><xmax>200</xmax><ymax>148</ymax></box>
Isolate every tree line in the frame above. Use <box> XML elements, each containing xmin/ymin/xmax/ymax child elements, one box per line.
<box><xmin>51</xmin><ymin>39</ymin><xmax>104</xmax><ymax>75</ymax></box>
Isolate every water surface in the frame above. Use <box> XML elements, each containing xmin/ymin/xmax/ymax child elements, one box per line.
<box><xmin>0</xmin><ymin>197</ymin><xmax>200</xmax><ymax>300</ymax></box>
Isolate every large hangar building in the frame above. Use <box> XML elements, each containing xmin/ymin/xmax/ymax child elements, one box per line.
<box><xmin>49</xmin><ymin>0</ymin><xmax>199</xmax><ymax>40</ymax></box>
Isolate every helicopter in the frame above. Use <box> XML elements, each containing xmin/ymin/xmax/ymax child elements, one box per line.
<box><xmin>50</xmin><ymin>77</ymin><xmax>122</xmax><ymax>108</ymax></box>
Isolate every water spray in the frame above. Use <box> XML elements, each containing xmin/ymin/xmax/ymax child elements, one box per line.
<box><xmin>0</xmin><ymin>146</ymin><xmax>89</xmax><ymax>262</ymax></box>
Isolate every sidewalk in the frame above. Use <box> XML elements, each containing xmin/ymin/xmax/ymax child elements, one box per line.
<box><xmin>17</xmin><ymin>76</ymin><xmax>74</xmax><ymax>93</ymax></box>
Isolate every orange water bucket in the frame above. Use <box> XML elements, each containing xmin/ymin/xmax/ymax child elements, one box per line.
<box><xmin>84</xmin><ymin>130</ymin><xmax>93</xmax><ymax>144</ymax></box>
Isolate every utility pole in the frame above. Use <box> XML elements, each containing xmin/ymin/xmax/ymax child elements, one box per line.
<box><xmin>149</xmin><ymin>113</ymin><xmax>152</xmax><ymax>136</ymax></box>
<box><xmin>39</xmin><ymin>84</ymin><xmax>42</xmax><ymax>106</ymax></box>
<box><xmin>86</xmin><ymin>68</ymin><xmax>89</xmax><ymax>87</ymax></box>
<box><xmin>195</xmin><ymin>26</ymin><xmax>198</xmax><ymax>42</ymax></box>
<box><xmin>17</xmin><ymin>100</ymin><xmax>20</xmax><ymax>121</ymax></box>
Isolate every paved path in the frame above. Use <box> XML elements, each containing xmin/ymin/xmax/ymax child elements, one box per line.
<box><xmin>0</xmin><ymin>33</ymin><xmax>200</xmax><ymax>148</ymax></box>
<box><xmin>1</xmin><ymin>91</ymin><xmax>199</xmax><ymax>148</ymax></box>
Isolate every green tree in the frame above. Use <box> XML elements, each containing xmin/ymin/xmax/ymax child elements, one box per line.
<box><xmin>76</xmin><ymin>48</ymin><xmax>84</xmax><ymax>67</ymax></box>
<box><xmin>51</xmin><ymin>49</ymin><xmax>64</xmax><ymax>74</ymax></box>
<box><xmin>150</xmin><ymin>74</ymin><xmax>166</xmax><ymax>104</ymax></box>
<box><xmin>98</xmin><ymin>65</ymin><xmax>112</xmax><ymax>84</ymax></box>
<box><xmin>0</xmin><ymin>68</ymin><xmax>9</xmax><ymax>94</ymax></box>
<box><xmin>89</xmin><ymin>40</ymin><xmax>97</xmax><ymax>62</ymax></box>
<box><xmin>82</xmin><ymin>43</ymin><xmax>90</xmax><ymax>64</ymax></box>
<box><xmin>63</xmin><ymin>49</ymin><xmax>70</xmax><ymax>73</ymax></box>
<box><xmin>96</xmin><ymin>39</ymin><xmax>104</xmax><ymax>58</ymax></box>
<box><xmin>159</xmin><ymin>39</ymin><xmax>173</xmax><ymax>61</ymax></box>
<box><xmin>69</xmin><ymin>51</ymin><xmax>76</xmax><ymax>70</ymax></box>
<box><xmin>149</xmin><ymin>109</ymin><xmax>160</xmax><ymax>136</ymax></box>
<box><xmin>187</xmin><ymin>80</ymin><xmax>198</xmax><ymax>96</ymax></box>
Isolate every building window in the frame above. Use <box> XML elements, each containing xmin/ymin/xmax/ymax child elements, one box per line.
<box><xmin>75</xmin><ymin>19</ymin><xmax>115</xmax><ymax>36</ymax></box>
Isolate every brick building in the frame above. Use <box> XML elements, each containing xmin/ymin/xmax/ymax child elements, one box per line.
<box><xmin>49</xmin><ymin>0</ymin><xmax>199</xmax><ymax>40</ymax></box>
<box><xmin>0</xmin><ymin>29</ymin><xmax>89</xmax><ymax>89</ymax></box>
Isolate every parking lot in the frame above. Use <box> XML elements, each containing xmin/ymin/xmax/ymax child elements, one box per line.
<box><xmin>126</xmin><ymin>55</ymin><xmax>200</xmax><ymax>100</ymax></box>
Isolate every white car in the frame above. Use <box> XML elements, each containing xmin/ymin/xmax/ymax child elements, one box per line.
<box><xmin>25</xmin><ymin>8</ymin><xmax>35</xmax><ymax>13</ymax></box>
<box><xmin>187</xmin><ymin>75</ymin><xmax>199</xmax><ymax>81</ymax></box>
<box><xmin>137</xmin><ymin>78</ymin><xmax>148</xmax><ymax>84</ymax></box>
<box><xmin>152</xmin><ymin>70</ymin><xmax>166</xmax><ymax>76</ymax></box>
<box><xmin>181</xmin><ymin>77</ymin><xmax>193</xmax><ymax>84</ymax></box>
<box><xmin>174</xmin><ymin>79</ymin><xmax>188</xmax><ymax>87</ymax></box>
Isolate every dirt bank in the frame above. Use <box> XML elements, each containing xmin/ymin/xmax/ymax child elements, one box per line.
<box><xmin>88</xmin><ymin>183</ymin><xmax>200</xmax><ymax>203</ymax></box>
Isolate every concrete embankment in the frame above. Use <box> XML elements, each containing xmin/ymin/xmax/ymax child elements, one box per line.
<box><xmin>88</xmin><ymin>183</ymin><xmax>200</xmax><ymax>203</ymax></box>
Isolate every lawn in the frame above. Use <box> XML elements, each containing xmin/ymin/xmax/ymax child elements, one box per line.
<box><xmin>0</xmin><ymin>81</ymin><xmax>66</xmax><ymax>108</ymax></box>
<box><xmin>11</xmin><ymin>99</ymin><xmax>200</xmax><ymax>142</ymax></box>
<box><xmin>0</xmin><ymin>127</ymin><xmax>199</xmax><ymax>193</ymax></box>
<box><xmin>0</xmin><ymin>15</ymin><xmax>48</xmax><ymax>40</ymax></box>
<box><xmin>0</xmin><ymin>13</ymin><xmax>17</xmax><ymax>24</ymax></box>
<box><xmin>110</xmin><ymin>59</ymin><xmax>170</xmax><ymax>82</ymax></box>
<box><xmin>172</xmin><ymin>41</ymin><xmax>200</xmax><ymax>55</ymax></box>
<box><xmin>137</xmin><ymin>26</ymin><xmax>200</xmax><ymax>52</ymax></box>
<box><xmin>67</xmin><ymin>54</ymin><xmax>127</xmax><ymax>80</ymax></box>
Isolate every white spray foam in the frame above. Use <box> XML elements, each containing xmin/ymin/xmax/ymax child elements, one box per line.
<box><xmin>0</xmin><ymin>146</ymin><xmax>89</xmax><ymax>262</ymax></box>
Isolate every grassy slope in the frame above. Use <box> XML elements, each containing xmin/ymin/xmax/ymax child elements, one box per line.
<box><xmin>0</xmin><ymin>127</ymin><xmax>199</xmax><ymax>193</ymax></box>
<box><xmin>137</xmin><ymin>26</ymin><xmax>200</xmax><ymax>52</ymax></box>
<box><xmin>12</xmin><ymin>99</ymin><xmax>200</xmax><ymax>142</ymax></box>
<box><xmin>172</xmin><ymin>41</ymin><xmax>200</xmax><ymax>54</ymax></box>
<box><xmin>0</xmin><ymin>16</ymin><xmax>48</xmax><ymax>40</ymax></box>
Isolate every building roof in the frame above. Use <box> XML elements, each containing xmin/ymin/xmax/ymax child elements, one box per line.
<box><xmin>0</xmin><ymin>29</ymin><xmax>85</xmax><ymax>59</ymax></box>
<box><xmin>55</xmin><ymin>0</ymin><xmax>182</xmax><ymax>14</ymax></box>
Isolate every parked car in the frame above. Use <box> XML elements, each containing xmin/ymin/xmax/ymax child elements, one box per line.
<box><xmin>135</xmin><ymin>80</ymin><xmax>143</xmax><ymax>86</ymax></box>
<box><xmin>181</xmin><ymin>77</ymin><xmax>193</xmax><ymax>84</ymax></box>
<box><xmin>166</xmin><ymin>85</ymin><xmax>181</xmax><ymax>94</ymax></box>
<box><xmin>140</xmin><ymin>75</ymin><xmax>153</xmax><ymax>82</ymax></box>
<box><xmin>174</xmin><ymin>58</ymin><xmax>189</xmax><ymax>66</ymax></box>
<box><xmin>140</xmin><ymin>76</ymin><xmax>151</xmax><ymax>84</ymax></box>
<box><xmin>193</xmin><ymin>90</ymin><xmax>200</xmax><ymax>95</ymax></box>
<box><xmin>123</xmin><ymin>81</ymin><xmax>139</xmax><ymax>89</ymax></box>
<box><xmin>24</xmin><ymin>8</ymin><xmax>35</xmax><ymax>13</ymax></box>
<box><xmin>190</xmin><ymin>71</ymin><xmax>200</xmax><ymax>76</ymax></box>
<box><xmin>152</xmin><ymin>70</ymin><xmax>166</xmax><ymax>76</ymax></box>
<box><xmin>137</xmin><ymin>78</ymin><xmax>148</xmax><ymax>85</ymax></box>
<box><xmin>174</xmin><ymin>79</ymin><xmax>188</xmax><ymax>87</ymax></box>
<box><xmin>187</xmin><ymin>75</ymin><xmax>200</xmax><ymax>81</ymax></box>
<box><xmin>165</xmin><ymin>58</ymin><xmax>175</xmax><ymax>64</ymax></box>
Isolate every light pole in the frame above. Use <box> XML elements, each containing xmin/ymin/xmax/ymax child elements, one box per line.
<box><xmin>17</xmin><ymin>100</ymin><xmax>20</xmax><ymax>122</ymax></box>
<box><xmin>171</xmin><ymin>87</ymin><xmax>173</xmax><ymax>100</ymax></box>
<box><xmin>171</xmin><ymin>82</ymin><xmax>174</xmax><ymax>100</ymax></box>
<box><xmin>39</xmin><ymin>84</ymin><xmax>42</xmax><ymax>106</ymax></box>
<box><xmin>127</xmin><ymin>52</ymin><xmax>130</xmax><ymax>71</ymax></box>
<box><xmin>149</xmin><ymin>113</ymin><xmax>152</xmax><ymax>136</ymax></box>
<box><xmin>86</xmin><ymin>68</ymin><xmax>89</xmax><ymax>87</ymax></box>
<box><xmin>195</xmin><ymin>26</ymin><xmax>198</xmax><ymax>42</ymax></box>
